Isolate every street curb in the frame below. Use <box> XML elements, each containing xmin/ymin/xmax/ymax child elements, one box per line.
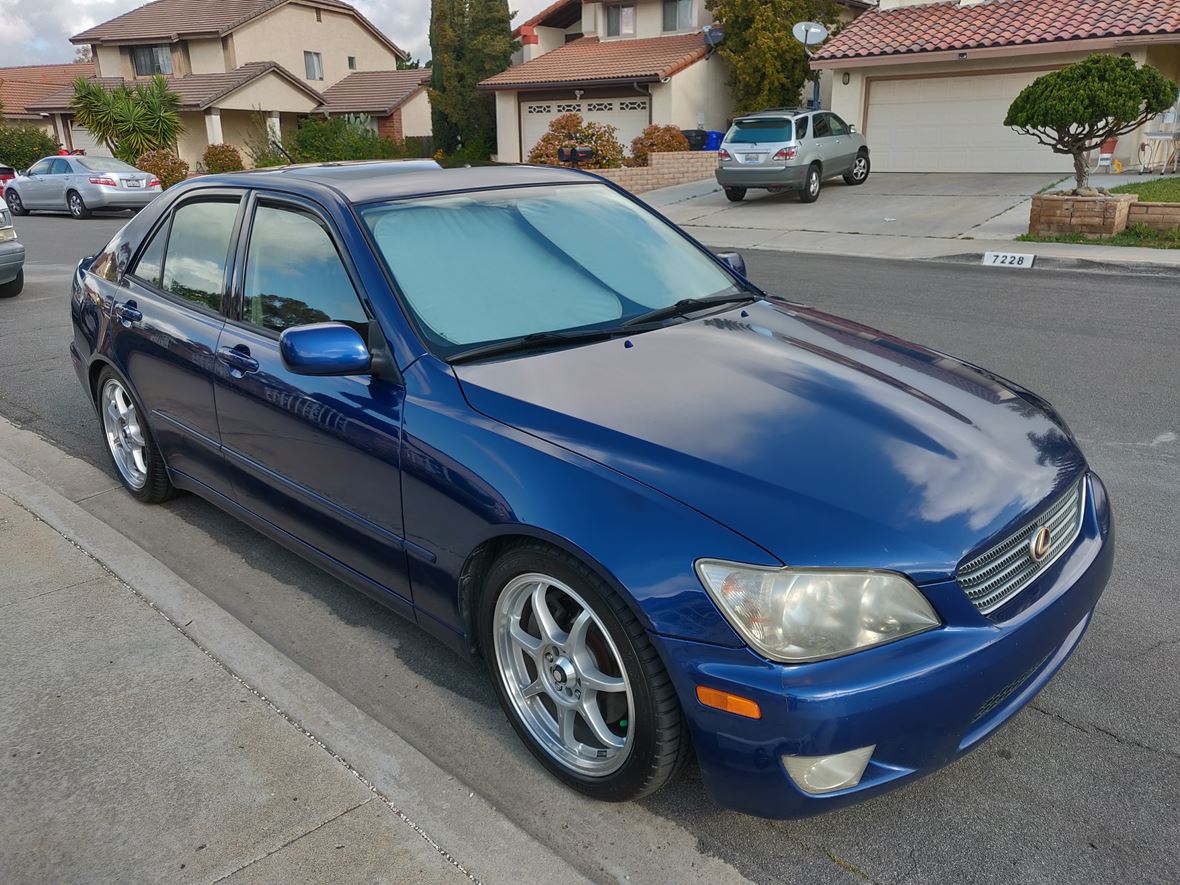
<box><xmin>925</xmin><ymin>252</ymin><xmax>1180</xmax><ymax>277</ymax></box>
<box><xmin>0</xmin><ymin>419</ymin><xmax>589</xmax><ymax>885</ymax></box>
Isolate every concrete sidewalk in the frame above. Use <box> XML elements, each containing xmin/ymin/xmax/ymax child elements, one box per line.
<box><xmin>643</xmin><ymin>173</ymin><xmax>1180</xmax><ymax>274</ymax></box>
<box><xmin>0</xmin><ymin>418</ymin><xmax>588</xmax><ymax>885</ymax></box>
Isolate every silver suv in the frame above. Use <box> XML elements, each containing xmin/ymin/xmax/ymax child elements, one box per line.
<box><xmin>715</xmin><ymin>109</ymin><xmax>870</xmax><ymax>204</ymax></box>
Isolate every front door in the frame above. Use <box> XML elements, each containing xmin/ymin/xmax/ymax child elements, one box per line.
<box><xmin>825</xmin><ymin>113</ymin><xmax>857</xmax><ymax>174</ymax></box>
<box><xmin>19</xmin><ymin>158</ymin><xmax>54</xmax><ymax>207</ymax></box>
<box><xmin>109</xmin><ymin>193</ymin><xmax>244</xmax><ymax>496</ymax></box>
<box><xmin>213</xmin><ymin>195</ymin><xmax>412</xmax><ymax>602</ymax></box>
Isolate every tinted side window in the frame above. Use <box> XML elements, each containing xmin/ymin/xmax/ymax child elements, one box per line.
<box><xmin>50</xmin><ymin>159</ymin><xmax>72</xmax><ymax>174</ymax></box>
<box><xmin>813</xmin><ymin>115</ymin><xmax>832</xmax><ymax>138</ymax></box>
<box><xmin>132</xmin><ymin>222</ymin><xmax>169</xmax><ymax>287</ymax></box>
<box><xmin>243</xmin><ymin>204</ymin><xmax>368</xmax><ymax>336</ymax></box>
<box><xmin>828</xmin><ymin>115</ymin><xmax>849</xmax><ymax>137</ymax></box>
<box><xmin>27</xmin><ymin>160</ymin><xmax>52</xmax><ymax>176</ymax></box>
<box><xmin>160</xmin><ymin>200</ymin><xmax>239</xmax><ymax>311</ymax></box>
<box><xmin>795</xmin><ymin>116</ymin><xmax>809</xmax><ymax>139</ymax></box>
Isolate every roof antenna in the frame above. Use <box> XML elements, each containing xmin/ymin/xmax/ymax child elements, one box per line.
<box><xmin>271</xmin><ymin>139</ymin><xmax>294</xmax><ymax>165</ymax></box>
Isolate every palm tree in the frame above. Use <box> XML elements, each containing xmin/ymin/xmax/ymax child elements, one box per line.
<box><xmin>71</xmin><ymin>75</ymin><xmax>182</xmax><ymax>162</ymax></box>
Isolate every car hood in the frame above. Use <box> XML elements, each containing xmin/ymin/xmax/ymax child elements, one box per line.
<box><xmin>453</xmin><ymin>301</ymin><xmax>1085</xmax><ymax>583</ymax></box>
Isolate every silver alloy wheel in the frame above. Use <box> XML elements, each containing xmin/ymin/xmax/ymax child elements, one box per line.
<box><xmin>493</xmin><ymin>572</ymin><xmax>634</xmax><ymax>776</ymax></box>
<box><xmin>852</xmin><ymin>156</ymin><xmax>869</xmax><ymax>181</ymax></box>
<box><xmin>809</xmin><ymin>168</ymin><xmax>821</xmax><ymax>196</ymax></box>
<box><xmin>69</xmin><ymin>193</ymin><xmax>84</xmax><ymax>217</ymax></box>
<box><xmin>5</xmin><ymin>191</ymin><xmax>20</xmax><ymax>212</ymax></box>
<box><xmin>101</xmin><ymin>378</ymin><xmax>148</xmax><ymax>489</ymax></box>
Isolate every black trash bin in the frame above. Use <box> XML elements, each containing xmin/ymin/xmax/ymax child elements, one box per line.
<box><xmin>681</xmin><ymin>129</ymin><xmax>708</xmax><ymax>151</ymax></box>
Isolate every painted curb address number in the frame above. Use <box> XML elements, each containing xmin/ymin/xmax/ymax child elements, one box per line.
<box><xmin>982</xmin><ymin>252</ymin><xmax>1035</xmax><ymax>268</ymax></box>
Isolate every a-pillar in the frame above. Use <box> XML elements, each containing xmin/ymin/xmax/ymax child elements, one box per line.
<box><xmin>204</xmin><ymin>108</ymin><xmax>223</xmax><ymax>146</ymax></box>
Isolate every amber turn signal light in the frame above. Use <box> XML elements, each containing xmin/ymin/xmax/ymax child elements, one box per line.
<box><xmin>696</xmin><ymin>685</ymin><xmax>762</xmax><ymax>719</ymax></box>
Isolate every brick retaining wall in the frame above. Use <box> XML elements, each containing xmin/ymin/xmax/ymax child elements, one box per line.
<box><xmin>594</xmin><ymin>151</ymin><xmax>719</xmax><ymax>194</ymax></box>
<box><xmin>1029</xmin><ymin>193</ymin><xmax>1136</xmax><ymax>238</ymax></box>
<box><xmin>1127</xmin><ymin>200</ymin><xmax>1180</xmax><ymax>231</ymax></box>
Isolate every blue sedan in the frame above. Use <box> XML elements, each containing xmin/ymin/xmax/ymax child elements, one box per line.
<box><xmin>69</xmin><ymin>161</ymin><xmax>1113</xmax><ymax>818</ymax></box>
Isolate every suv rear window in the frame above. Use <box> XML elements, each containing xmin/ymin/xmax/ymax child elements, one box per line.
<box><xmin>725</xmin><ymin>118</ymin><xmax>793</xmax><ymax>144</ymax></box>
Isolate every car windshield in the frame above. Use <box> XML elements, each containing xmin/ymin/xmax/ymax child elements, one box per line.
<box><xmin>360</xmin><ymin>184</ymin><xmax>740</xmax><ymax>356</ymax></box>
<box><xmin>726</xmin><ymin>118</ymin><xmax>793</xmax><ymax>144</ymax></box>
<box><xmin>77</xmin><ymin>157</ymin><xmax>138</xmax><ymax>173</ymax></box>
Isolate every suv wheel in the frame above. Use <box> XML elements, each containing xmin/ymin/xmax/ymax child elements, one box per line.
<box><xmin>480</xmin><ymin>542</ymin><xmax>690</xmax><ymax>801</ymax></box>
<box><xmin>724</xmin><ymin>187</ymin><xmax>747</xmax><ymax>203</ymax></box>
<box><xmin>799</xmin><ymin>165</ymin><xmax>822</xmax><ymax>204</ymax></box>
<box><xmin>68</xmin><ymin>190</ymin><xmax>92</xmax><ymax>219</ymax></box>
<box><xmin>5</xmin><ymin>190</ymin><xmax>28</xmax><ymax>216</ymax></box>
<box><xmin>844</xmin><ymin>153</ymin><xmax>870</xmax><ymax>186</ymax></box>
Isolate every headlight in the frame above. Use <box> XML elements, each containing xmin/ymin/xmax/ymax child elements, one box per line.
<box><xmin>695</xmin><ymin>560</ymin><xmax>940</xmax><ymax>663</ymax></box>
<box><xmin>0</xmin><ymin>226</ymin><xmax>16</xmax><ymax>242</ymax></box>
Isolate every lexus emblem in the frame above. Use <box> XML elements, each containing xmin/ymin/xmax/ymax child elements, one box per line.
<box><xmin>1029</xmin><ymin>526</ymin><xmax>1052</xmax><ymax>562</ymax></box>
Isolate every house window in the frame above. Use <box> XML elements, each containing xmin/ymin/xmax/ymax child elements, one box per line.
<box><xmin>605</xmin><ymin>4</ymin><xmax>635</xmax><ymax>38</ymax></box>
<box><xmin>662</xmin><ymin>0</ymin><xmax>693</xmax><ymax>31</ymax></box>
<box><xmin>131</xmin><ymin>44</ymin><xmax>173</xmax><ymax>77</ymax></box>
<box><xmin>304</xmin><ymin>51</ymin><xmax>324</xmax><ymax>80</ymax></box>
<box><xmin>348</xmin><ymin>56</ymin><xmax>357</xmax><ymax>71</ymax></box>
<box><xmin>315</xmin><ymin>9</ymin><xmax>322</xmax><ymax>22</ymax></box>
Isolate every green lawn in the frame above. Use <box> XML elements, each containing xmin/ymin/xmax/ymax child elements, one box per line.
<box><xmin>1108</xmin><ymin>176</ymin><xmax>1180</xmax><ymax>202</ymax></box>
<box><xmin>1018</xmin><ymin>225</ymin><xmax>1180</xmax><ymax>249</ymax></box>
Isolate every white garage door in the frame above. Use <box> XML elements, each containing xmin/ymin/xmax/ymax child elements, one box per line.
<box><xmin>865</xmin><ymin>72</ymin><xmax>1073</xmax><ymax>173</ymax></box>
<box><xmin>522</xmin><ymin>98</ymin><xmax>651</xmax><ymax>159</ymax></box>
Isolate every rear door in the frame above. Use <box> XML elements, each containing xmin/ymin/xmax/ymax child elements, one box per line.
<box><xmin>110</xmin><ymin>191</ymin><xmax>245</xmax><ymax>496</ymax></box>
<box><xmin>213</xmin><ymin>192</ymin><xmax>412</xmax><ymax>603</ymax></box>
<box><xmin>43</xmin><ymin>158</ymin><xmax>72</xmax><ymax>208</ymax></box>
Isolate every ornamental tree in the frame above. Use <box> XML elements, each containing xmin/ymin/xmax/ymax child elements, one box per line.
<box><xmin>71</xmin><ymin>75</ymin><xmax>182</xmax><ymax>163</ymax></box>
<box><xmin>1005</xmin><ymin>54</ymin><xmax>1178</xmax><ymax>191</ymax></box>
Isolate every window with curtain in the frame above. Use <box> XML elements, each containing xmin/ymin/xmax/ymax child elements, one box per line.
<box><xmin>662</xmin><ymin>0</ymin><xmax>693</xmax><ymax>31</ymax></box>
<box><xmin>361</xmin><ymin>184</ymin><xmax>738</xmax><ymax>354</ymax></box>
<box><xmin>131</xmin><ymin>45</ymin><xmax>173</xmax><ymax>76</ymax></box>
<box><xmin>304</xmin><ymin>51</ymin><xmax>324</xmax><ymax>80</ymax></box>
<box><xmin>606</xmin><ymin>4</ymin><xmax>635</xmax><ymax>37</ymax></box>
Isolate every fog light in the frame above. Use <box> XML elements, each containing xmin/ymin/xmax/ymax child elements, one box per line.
<box><xmin>782</xmin><ymin>745</ymin><xmax>874</xmax><ymax>794</ymax></box>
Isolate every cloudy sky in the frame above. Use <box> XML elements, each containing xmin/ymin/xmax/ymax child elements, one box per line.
<box><xmin>3</xmin><ymin>0</ymin><xmax>553</xmax><ymax>67</ymax></box>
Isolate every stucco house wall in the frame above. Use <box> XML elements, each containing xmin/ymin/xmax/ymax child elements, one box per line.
<box><xmin>399</xmin><ymin>89</ymin><xmax>433</xmax><ymax>139</ymax></box>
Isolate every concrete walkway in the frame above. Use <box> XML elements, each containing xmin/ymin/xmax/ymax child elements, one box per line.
<box><xmin>643</xmin><ymin>172</ymin><xmax>1180</xmax><ymax>273</ymax></box>
<box><xmin>0</xmin><ymin>418</ymin><xmax>588</xmax><ymax>885</ymax></box>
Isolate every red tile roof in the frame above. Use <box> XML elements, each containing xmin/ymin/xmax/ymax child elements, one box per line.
<box><xmin>513</xmin><ymin>0</ymin><xmax>581</xmax><ymax>37</ymax></box>
<box><xmin>479</xmin><ymin>34</ymin><xmax>709</xmax><ymax>90</ymax></box>
<box><xmin>320</xmin><ymin>69</ymin><xmax>430</xmax><ymax>115</ymax></box>
<box><xmin>814</xmin><ymin>0</ymin><xmax>1180</xmax><ymax>63</ymax></box>
<box><xmin>71</xmin><ymin>0</ymin><xmax>405</xmax><ymax>59</ymax></box>
<box><xmin>0</xmin><ymin>65</ymin><xmax>96</xmax><ymax>119</ymax></box>
<box><xmin>0</xmin><ymin>62</ymin><xmax>96</xmax><ymax>86</ymax></box>
<box><xmin>25</xmin><ymin>62</ymin><xmax>323</xmax><ymax>113</ymax></box>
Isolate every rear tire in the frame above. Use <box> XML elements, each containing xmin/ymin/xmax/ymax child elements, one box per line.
<box><xmin>479</xmin><ymin>541</ymin><xmax>690</xmax><ymax>802</ymax></box>
<box><xmin>5</xmin><ymin>189</ymin><xmax>28</xmax><ymax>216</ymax></box>
<box><xmin>724</xmin><ymin>187</ymin><xmax>747</xmax><ymax>203</ymax></box>
<box><xmin>0</xmin><ymin>269</ymin><xmax>23</xmax><ymax>298</ymax></box>
<box><xmin>68</xmin><ymin>190</ymin><xmax>92</xmax><ymax>219</ymax></box>
<box><xmin>844</xmin><ymin>153</ymin><xmax>870</xmax><ymax>186</ymax></box>
<box><xmin>96</xmin><ymin>367</ymin><xmax>176</xmax><ymax>504</ymax></box>
<box><xmin>799</xmin><ymin>165</ymin><xmax>822</xmax><ymax>203</ymax></box>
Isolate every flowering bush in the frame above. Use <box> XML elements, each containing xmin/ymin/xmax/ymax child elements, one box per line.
<box><xmin>201</xmin><ymin>143</ymin><xmax>244</xmax><ymax>173</ymax></box>
<box><xmin>527</xmin><ymin>112</ymin><xmax>624</xmax><ymax>169</ymax></box>
<box><xmin>136</xmin><ymin>149</ymin><xmax>189</xmax><ymax>188</ymax></box>
<box><xmin>628</xmin><ymin>124</ymin><xmax>690</xmax><ymax>167</ymax></box>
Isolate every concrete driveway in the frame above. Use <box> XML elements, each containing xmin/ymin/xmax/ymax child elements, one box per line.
<box><xmin>654</xmin><ymin>172</ymin><xmax>1065</xmax><ymax>242</ymax></box>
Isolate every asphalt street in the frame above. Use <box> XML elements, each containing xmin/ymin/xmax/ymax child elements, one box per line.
<box><xmin>2</xmin><ymin>212</ymin><xmax>1177</xmax><ymax>884</ymax></box>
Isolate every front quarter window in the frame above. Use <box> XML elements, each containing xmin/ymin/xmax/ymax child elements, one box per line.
<box><xmin>361</xmin><ymin>184</ymin><xmax>738</xmax><ymax>355</ymax></box>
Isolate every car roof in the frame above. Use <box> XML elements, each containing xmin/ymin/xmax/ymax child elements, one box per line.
<box><xmin>737</xmin><ymin>108</ymin><xmax>810</xmax><ymax>120</ymax></box>
<box><xmin>196</xmin><ymin>160</ymin><xmax>600</xmax><ymax>204</ymax></box>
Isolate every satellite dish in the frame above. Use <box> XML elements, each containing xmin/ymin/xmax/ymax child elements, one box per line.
<box><xmin>792</xmin><ymin>21</ymin><xmax>829</xmax><ymax>47</ymax></box>
<box><xmin>702</xmin><ymin>25</ymin><xmax>725</xmax><ymax>48</ymax></box>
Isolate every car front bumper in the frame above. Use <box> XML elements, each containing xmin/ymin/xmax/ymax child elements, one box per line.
<box><xmin>715</xmin><ymin>164</ymin><xmax>808</xmax><ymax>190</ymax></box>
<box><xmin>655</xmin><ymin>472</ymin><xmax>1114</xmax><ymax>819</ymax></box>
<box><xmin>0</xmin><ymin>240</ymin><xmax>24</xmax><ymax>283</ymax></box>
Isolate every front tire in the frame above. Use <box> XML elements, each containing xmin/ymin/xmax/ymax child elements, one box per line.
<box><xmin>0</xmin><ymin>269</ymin><xmax>22</xmax><ymax>298</ymax></box>
<box><xmin>96</xmin><ymin>368</ymin><xmax>176</xmax><ymax>504</ymax></box>
<box><xmin>799</xmin><ymin>164</ymin><xmax>822</xmax><ymax>203</ymax></box>
<box><xmin>68</xmin><ymin>190</ymin><xmax>92</xmax><ymax>219</ymax></box>
<box><xmin>844</xmin><ymin>153</ymin><xmax>870</xmax><ymax>185</ymax></box>
<box><xmin>480</xmin><ymin>542</ymin><xmax>689</xmax><ymax>802</ymax></box>
<box><xmin>5</xmin><ymin>189</ymin><xmax>28</xmax><ymax>216</ymax></box>
<box><xmin>724</xmin><ymin>186</ymin><xmax>747</xmax><ymax>202</ymax></box>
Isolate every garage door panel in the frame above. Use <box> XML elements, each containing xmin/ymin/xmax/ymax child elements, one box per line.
<box><xmin>865</xmin><ymin>72</ymin><xmax>1074</xmax><ymax>173</ymax></box>
<box><xmin>521</xmin><ymin>98</ymin><xmax>650</xmax><ymax>159</ymax></box>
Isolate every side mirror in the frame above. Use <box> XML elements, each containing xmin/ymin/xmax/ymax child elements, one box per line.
<box><xmin>280</xmin><ymin>322</ymin><xmax>371</xmax><ymax>376</ymax></box>
<box><xmin>716</xmin><ymin>251</ymin><xmax>747</xmax><ymax>278</ymax></box>
<box><xmin>848</xmin><ymin>124</ymin><xmax>857</xmax><ymax>134</ymax></box>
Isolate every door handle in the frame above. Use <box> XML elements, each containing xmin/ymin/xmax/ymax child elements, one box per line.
<box><xmin>218</xmin><ymin>345</ymin><xmax>259</xmax><ymax>374</ymax></box>
<box><xmin>114</xmin><ymin>301</ymin><xmax>142</xmax><ymax>324</ymax></box>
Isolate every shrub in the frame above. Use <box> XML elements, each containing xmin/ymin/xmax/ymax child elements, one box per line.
<box><xmin>286</xmin><ymin>115</ymin><xmax>401</xmax><ymax>163</ymax></box>
<box><xmin>527</xmin><ymin>112</ymin><xmax>624</xmax><ymax>169</ymax></box>
<box><xmin>1006</xmin><ymin>54</ymin><xmax>1178</xmax><ymax>190</ymax></box>
<box><xmin>0</xmin><ymin>125</ymin><xmax>60</xmax><ymax>170</ymax></box>
<box><xmin>243</xmin><ymin>109</ymin><xmax>289</xmax><ymax>168</ymax></box>
<box><xmin>628</xmin><ymin>124</ymin><xmax>690</xmax><ymax>167</ymax></box>
<box><xmin>201</xmin><ymin>143</ymin><xmax>244</xmax><ymax>174</ymax></box>
<box><xmin>136</xmin><ymin>149</ymin><xmax>189</xmax><ymax>188</ymax></box>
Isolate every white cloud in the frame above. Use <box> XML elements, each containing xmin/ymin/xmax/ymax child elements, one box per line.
<box><xmin>2</xmin><ymin>0</ymin><xmax>553</xmax><ymax>67</ymax></box>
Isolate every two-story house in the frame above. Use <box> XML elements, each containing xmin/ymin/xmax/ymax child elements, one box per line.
<box><xmin>27</xmin><ymin>0</ymin><xmax>430</xmax><ymax>167</ymax></box>
<box><xmin>478</xmin><ymin>0</ymin><xmax>870</xmax><ymax>163</ymax></box>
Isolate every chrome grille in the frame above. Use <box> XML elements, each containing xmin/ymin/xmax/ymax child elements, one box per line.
<box><xmin>957</xmin><ymin>477</ymin><xmax>1086</xmax><ymax>614</ymax></box>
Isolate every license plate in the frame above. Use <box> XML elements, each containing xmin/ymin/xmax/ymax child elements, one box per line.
<box><xmin>982</xmin><ymin>251</ymin><xmax>1034</xmax><ymax>268</ymax></box>
<box><xmin>123</xmin><ymin>180</ymin><xmax>143</xmax><ymax>188</ymax></box>
<box><xmin>743</xmin><ymin>154</ymin><xmax>764</xmax><ymax>163</ymax></box>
